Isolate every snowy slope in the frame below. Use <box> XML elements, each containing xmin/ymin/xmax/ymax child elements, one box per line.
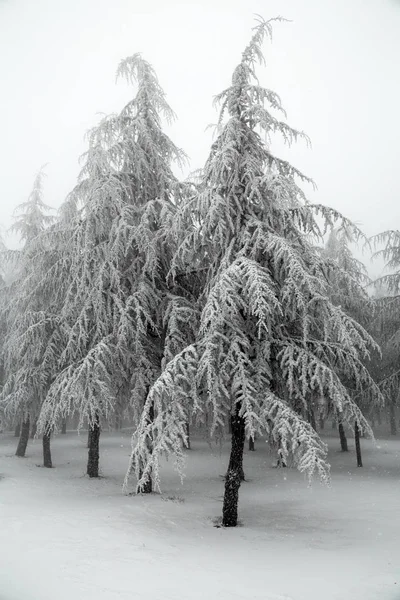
<box><xmin>0</xmin><ymin>430</ymin><xmax>399</xmax><ymax>600</ymax></box>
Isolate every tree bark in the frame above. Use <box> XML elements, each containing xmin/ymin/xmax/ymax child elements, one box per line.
<box><xmin>338</xmin><ymin>419</ymin><xmax>348</xmax><ymax>452</ymax></box>
<box><xmin>389</xmin><ymin>404</ymin><xmax>397</xmax><ymax>436</ymax></box>
<box><xmin>16</xmin><ymin>416</ymin><xmax>30</xmax><ymax>457</ymax></box>
<box><xmin>87</xmin><ymin>415</ymin><xmax>100</xmax><ymax>478</ymax></box>
<box><xmin>61</xmin><ymin>420</ymin><xmax>67</xmax><ymax>434</ymax></box>
<box><xmin>222</xmin><ymin>406</ymin><xmax>246</xmax><ymax>527</ymax></box>
<box><xmin>30</xmin><ymin>418</ymin><xmax>38</xmax><ymax>439</ymax></box>
<box><xmin>43</xmin><ymin>424</ymin><xmax>52</xmax><ymax>468</ymax></box>
<box><xmin>308</xmin><ymin>408</ymin><xmax>317</xmax><ymax>431</ymax></box>
<box><xmin>140</xmin><ymin>404</ymin><xmax>154</xmax><ymax>493</ymax></box>
<box><xmin>185</xmin><ymin>422</ymin><xmax>191</xmax><ymax>450</ymax></box>
<box><xmin>331</xmin><ymin>418</ymin><xmax>337</xmax><ymax>429</ymax></box>
<box><xmin>319</xmin><ymin>415</ymin><xmax>325</xmax><ymax>430</ymax></box>
<box><xmin>249</xmin><ymin>436</ymin><xmax>255</xmax><ymax>451</ymax></box>
<box><xmin>354</xmin><ymin>421</ymin><xmax>362</xmax><ymax>467</ymax></box>
<box><xmin>14</xmin><ymin>421</ymin><xmax>21</xmax><ymax>437</ymax></box>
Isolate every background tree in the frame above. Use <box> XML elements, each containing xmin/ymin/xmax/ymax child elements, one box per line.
<box><xmin>0</xmin><ymin>168</ymin><xmax>57</xmax><ymax>465</ymax></box>
<box><xmin>321</xmin><ymin>226</ymin><xmax>382</xmax><ymax>463</ymax></box>
<box><xmin>125</xmin><ymin>17</ymin><xmax>381</xmax><ymax>527</ymax></box>
<box><xmin>370</xmin><ymin>230</ymin><xmax>400</xmax><ymax>435</ymax></box>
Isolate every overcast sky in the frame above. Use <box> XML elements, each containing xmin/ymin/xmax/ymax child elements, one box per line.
<box><xmin>0</xmin><ymin>0</ymin><xmax>399</xmax><ymax>273</ymax></box>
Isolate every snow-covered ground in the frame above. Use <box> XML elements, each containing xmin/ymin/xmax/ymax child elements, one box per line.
<box><xmin>0</xmin><ymin>428</ymin><xmax>399</xmax><ymax>600</ymax></box>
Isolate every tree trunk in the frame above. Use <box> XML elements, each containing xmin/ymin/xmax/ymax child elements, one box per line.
<box><xmin>87</xmin><ymin>428</ymin><xmax>90</xmax><ymax>448</ymax></box>
<box><xmin>308</xmin><ymin>408</ymin><xmax>316</xmax><ymax>431</ymax></box>
<box><xmin>377</xmin><ymin>410</ymin><xmax>382</xmax><ymax>426</ymax></box>
<box><xmin>331</xmin><ymin>418</ymin><xmax>337</xmax><ymax>430</ymax></box>
<box><xmin>14</xmin><ymin>421</ymin><xmax>21</xmax><ymax>437</ymax></box>
<box><xmin>43</xmin><ymin>424</ymin><xmax>52</xmax><ymax>468</ymax></box>
<box><xmin>354</xmin><ymin>421</ymin><xmax>362</xmax><ymax>467</ymax></box>
<box><xmin>338</xmin><ymin>419</ymin><xmax>348</xmax><ymax>452</ymax></box>
<box><xmin>61</xmin><ymin>420</ymin><xmax>67</xmax><ymax>434</ymax></box>
<box><xmin>390</xmin><ymin>404</ymin><xmax>397</xmax><ymax>436</ymax></box>
<box><xmin>140</xmin><ymin>404</ymin><xmax>154</xmax><ymax>493</ymax></box>
<box><xmin>30</xmin><ymin>418</ymin><xmax>37</xmax><ymax>439</ymax></box>
<box><xmin>222</xmin><ymin>406</ymin><xmax>246</xmax><ymax>527</ymax></box>
<box><xmin>16</xmin><ymin>416</ymin><xmax>30</xmax><ymax>457</ymax></box>
<box><xmin>185</xmin><ymin>422</ymin><xmax>191</xmax><ymax>450</ymax></box>
<box><xmin>87</xmin><ymin>415</ymin><xmax>100</xmax><ymax>478</ymax></box>
<box><xmin>319</xmin><ymin>415</ymin><xmax>325</xmax><ymax>430</ymax></box>
<box><xmin>249</xmin><ymin>436</ymin><xmax>255</xmax><ymax>451</ymax></box>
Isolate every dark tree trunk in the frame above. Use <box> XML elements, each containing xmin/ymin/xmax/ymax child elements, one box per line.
<box><xmin>30</xmin><ymin>418</ymin><xmax>37</xmax><ymax>439</ymax></box>
<box><xmin>61</xmin><ymin>420</ymin><xmax>67</xmax><ymax>434</ymax></box>
<box><xmin>377</xmin><ymin>410</ymin><xmax>382</xmax><ymax>426</ymax></box>
<box><xmin>338</xmin><ymin>419</ymin><xmax>348</xmax><ymax>452</ymax></box>
<box><xmin>43</xmin><ymin>424</ymin><xmax>52</xmax><ymax>468</ymax></box>
<box><xmin>308</xmin><ymin>408</ymin><xmax>316</xmax><ymax>431</ymax></box>
<box><xmin>222</xmin><ymin>407</ymin><xmax>246</xmax><ymax>527</ymax></box>
<box><xmin>185</xmin><ymin>422</ymin><xmax>191</xmax><ymax>450</ymax></box>
<box><xmin>331</xmin><ymin>418</ymin><xmax>337</xmax><ymax>430</ymax></box>
<box><xmin>14</xmin><ymin>421</ymin><xmax>21</xmax><ymax>437</ymax></box>
<box><xmin>87</xmin><ymin>428</ymin><xmax>90</xmax><ymax>448</ymax></box>
<box><xmin>140</xmin><ymin>404</ymin><xmax>154</xmax><ymax>494</ymax></box>
<box><xmin>249</xmin><ymin>436</ymin><xmax>255</xmax><ymax>451</ymax></box>
<box><xmin>16</xmin><ymin>416</ymin><xmax>30</xmax><ymax>457</ymax></box>
<box><xmin>354</xmin><ymin>421</ymin><xmax>362</xmax><ymax>467</ymax></box>
<box><xmin>319</xmin><ymin>415</ymin><xmax>325</xmax><ymax>430</ymax></box>
<box><xmin>87</xmin><ymin>415</ymin><xmax>100</xmax><ymax>478</ymax></box>
<box><xmin>390</xmin><ymin>404</ymin><xmax>397</xmax><ymax>436</ymax></box>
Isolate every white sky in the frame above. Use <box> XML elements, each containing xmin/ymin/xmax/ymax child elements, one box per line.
<box><xmin>0</xmin><ymin>0</ymin><xmax>399</xmax><ymax>273</ymax></box>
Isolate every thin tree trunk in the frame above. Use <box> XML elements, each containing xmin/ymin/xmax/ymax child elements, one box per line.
<box><xmin>87</xmin><ymin>415</ymin><xmax>100</xmax><ymax>478</ymax></box>
<box><xmin>185</xmin><ymin>422</ymin><xmax>191</xmax><ymax>450</ymax></box>
<box><xmin>377</xmin><ymin>410</ymin><xmax>382</xmax><ymax>426</ymax></box>
<box><xmin>87</xmin><ymin>428</ymin><xmax>90</xmax><ymax>448</ymax></box>
<box><xmin>308</xmin><ymin>408</ymin><xmax>316</xmax><ymax>431</ymax></box>
<box><xmin>30</xmin><ymin>418</ymin><xmax>37</xmax><ymax>439</ymax></box>
<box><xmin>14</xmin><ymin>421</ymin><xmax>21</xmax><ymax>437</ymax></box>
<box><xmin>319</xmin><ymin>415</ymin><xmax>325</xmax><ymax>430</ymax></box>
<box><xmin>16</xmin><ymin>416</ymin><xmax>30</xmax><ymax>457</ymax></box>
<box><xmin>61</xmin><ymin>420</ymin><xmax>67</xmax><ymax>434</ymax></box>
<box><xmin>43</xmin><ymin>424</ymin><xmax>52</xmax><ymax>468</ymax></box>
<box><xmin>354</xmin><ymin>421</ymin><xmax>362</xmax><ymax>467</ymax></box>
<box><xmin>249</xmin><ymin>436</ymin><xmax>255</xmax><ymax>451</ymax></box>
<box><xmin>222</xmin><ymin>406</ymin><xmax>246</xmax><ymax>527</ymax></box>
<box><xmin>140</xmin><ymin>404</ymin><xmax>154</xmax><ymax>493</ymax></box>
<box><xmin>338</xmin><ymin>419</ymin><xmax>348</xmax><ymax>452</ymax></box>
<box><xmin>331</xmin><ymin>418</ymin><xmax>337</xmax><ymax>430</ymax></box>
<box><xmin>390</xmin><ymin>404</ymin><xmax>397</xmax><ymax>436</ymax></box>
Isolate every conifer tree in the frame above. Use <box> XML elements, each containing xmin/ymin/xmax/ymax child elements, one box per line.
<box><xmin>322</xmin><ymin>227</ymin><xmax>381</xmax><ymax>461</ymax></box>
<box><xmin>0</xmin><ymin>168</ymin><xmax>58</xmax><ymax>464</ymax></box>
<box><xmin>37</xmin><ymin>54</ymin><xmax>188</xmax><ymax>480</ymax></box>
<box><xmin>126</xmin><ymin>17</ymin><xmax>381</xmax><ymax>526</ymax></box>
<box><xmin>370</xmin><ymin>230</ymin><xmax>400</xmax><ymax>433</ymax></box>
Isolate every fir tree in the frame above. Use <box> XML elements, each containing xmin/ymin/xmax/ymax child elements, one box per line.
<box><xmin>125</xmin><ymin>17</ymin><xmax>381</xmax><ymax>526</ymax></box>
<box><xmin>0</xmin><ymin>168</ymin><xmax>58</xmax><ymax>464</ymax></box>
<box><xmin>370</xmin><ymin>230</ymin><xmax>400</xmax><ymax>433</ymax></box>
<box><xmin>37</xmin><ymin>54</ymin><xmax>188</xmax><ymax>480</ymax></box>
<box><xmin>322</xmin><ymin>227</ymin><xmax>382</xmax><ymax>460</ymax></box>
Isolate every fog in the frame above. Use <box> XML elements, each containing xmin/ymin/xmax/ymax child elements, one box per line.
<box><xmin>0</xmin><ymin>0</ymin><xmax>399</xmax><ymax>275</ymax></box>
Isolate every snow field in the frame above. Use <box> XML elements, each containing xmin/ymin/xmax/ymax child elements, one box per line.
<box><xmin>0</xmin><ymin>430</ymin><xmax>399</xmax><ymax>600</ymax></box>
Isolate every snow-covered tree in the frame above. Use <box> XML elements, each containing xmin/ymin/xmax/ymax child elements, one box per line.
<box><xmin>370</xmin><ymin>230</ymin><xmax>400</xmax><ymax>435</ymax></box>
<box><xmin>125</xmin><ymin>17</ymin><xmax>381</xmax><ymax>526</ymax></box>
<box><xmin>322</xmin><ymin>227</ymin><xmax>382</xmax><ymax>463</ymax></box>
<box><xmin>37</xmin><ymin>54</ymin><xmax>188</xmax><ymax>479</ymax></box>
<box><xmin>0</xmin><ymin>168</ymin><xmax>57</xmax><ymax>465</ymax></box>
